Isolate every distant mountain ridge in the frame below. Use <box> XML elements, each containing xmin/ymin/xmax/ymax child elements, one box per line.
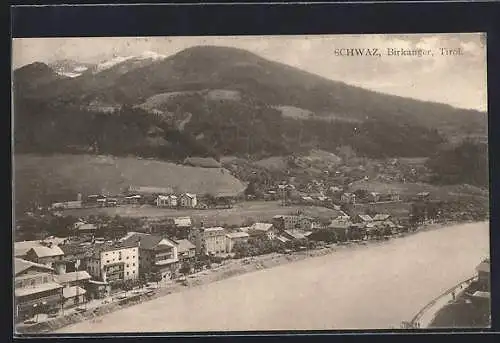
<box><xmin>13</xmin><ymin>46</ymin><xmax>487</xmax><ymax>160</ymax></box>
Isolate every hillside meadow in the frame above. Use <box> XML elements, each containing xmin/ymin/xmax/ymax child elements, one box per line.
<box><xmin>14</xmin><ymin>154</ymin><xmax>246</xmax><ymax>212</ymax></box>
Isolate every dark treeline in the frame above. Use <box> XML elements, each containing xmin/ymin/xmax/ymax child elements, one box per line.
<box><xmin>14</xmin><ymin>93</ymin><xmax>448</xmax><ymax>162</ymax></box>
<box><xmin>426</xmin><ymin>139</ymin><xmax>489</xmax><ymax>188</ymax></box>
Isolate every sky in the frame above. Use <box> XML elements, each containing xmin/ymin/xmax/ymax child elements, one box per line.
<box><xmin>12</xmin><ymin>33</ymin><xmax>487</xmax><ymax>111</ymax></box>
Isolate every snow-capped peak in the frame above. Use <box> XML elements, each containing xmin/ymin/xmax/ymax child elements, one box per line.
<box><xmin>136</xmin><ymin>51</ymin><xmax>166</xmax><ymax>61</ymax></box>
<box><xmin>93</xmin><ymin>51</ymin><xmax>165</xmax><ymax>73</ymax></box>
<box><xmin>95</xmin><ymin>56</ymin><xmax>135</xmax><ymax>73</ymax></box>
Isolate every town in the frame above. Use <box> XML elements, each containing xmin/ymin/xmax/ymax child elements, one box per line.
<box><xmin>14</xmin><ymin>177</ymin><xmax>487</xmax><ymax>329</ymax></box>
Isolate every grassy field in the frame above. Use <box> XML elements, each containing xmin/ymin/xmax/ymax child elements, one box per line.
<box><xmin>59</xmin><ymin>200</ymin><xmax>343</xmax><ymax>226</ymax></box>
<box><xmin>14</xmin><ymin>153</ymin><xmax>246</xmax><ymax>211</ymax></box>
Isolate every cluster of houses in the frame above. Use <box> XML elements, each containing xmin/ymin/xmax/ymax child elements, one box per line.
<box><xmin>14</xmin><ymin>230</ymin><xmax>197</xmax><ymax>323</ymax></box>
<box><xmin>50</xmin><ymin>187</ymin><xmax>201</xmax><ymax>210</ymax></box>
<box><xmin>50</xmin><ymin>185</ymin><xmax>244</xmax><ymax>212</ymax></box>
<box><xmin>15</xmin><ymin>197</ymin><xmax>411</xmax><ymax>324</ymax></box>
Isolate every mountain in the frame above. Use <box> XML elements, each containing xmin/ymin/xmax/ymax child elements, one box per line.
<box><xmin>12</xmin><ymin>46</ymin><xmax>487</xmax><ymax>160</ymax></box>
<box><xmin>13</xmin><ymin>62</ymin><xmax>68</xmax><ymax>94</ymax></box>
<box><xmin>49</xmin><ymin>59</ymin><xmax>96</xmax><ymax>78</ymax></box>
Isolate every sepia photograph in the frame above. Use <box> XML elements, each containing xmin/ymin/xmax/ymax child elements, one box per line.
<box><xmin>12</xmin><ymin>33</ymin><xmax>490</xmax><ymax>334</ymax></box>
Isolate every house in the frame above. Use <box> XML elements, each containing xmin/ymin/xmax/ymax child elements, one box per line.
<box><xmin>248</xmin><ymin>222</ymin><xmax>277</xmax><ymax>240</ymax></box>
<box><xmin>106</xmin><ymin>198</ymin><xmax>118</xmax><ymax>207</ymax></box>
<box><xmin>54</xmin><ymin>270</ymin><xmax>91</xmax><ymax>288</ymax></box>
<box><xmin>121</xmin><ymin>233</ymin><xmax>179</xmax><ymax>281</ymax></box>
<box><xmin>124</xmin><ymin>194</ymin><xmax>141</xmax><ymax>205</ymax></box>
<box><xmin>15</xmin><ymin>241</ymin><xmax>44</xmax><ymax>259</ymax></box>
<box><xmin>14</xmin><ymin>258</ymin><xmax>64</xmax><ymax>322</ymax></box>
<box><xmin>272</xmin><ymin>215</ymin><xmax>313</xmax><ymax>232</ymax></box>
<box><xmin>476</xmin><ymin>259</ymin><xmax>490</xmax><ymax>291</ymax></box>
<box><xmin>373</xmin><ymin>214</ymin><xmax>391</xmax><ymax>222</ymax></box>
<box><xmin>73</xmin><ymin>221</ymin><xmax>97</xmax><ymax>237</ymax></box>
<box><xmin>175</xmin><ymin>239</ymin><xmax>196</xmax><ymax>263</ymax></box>
<box><xmin>367</xmin><ymin>192</ymin><xmax>381</xmax><ymax>203</ymax></box>
<box><xmin>179</xmin><ymin>193</ymin><xmax>198</xmax><ymax>208</ymax></box>
<box><xmin>50</xmin><ymin>200</ymin><xmax>83</xmax><ymax>210</ymax></box>
<box><xmin>54</xmin><ymin>271</ymin><xmax>91</xmax><ymax>309</ymax></box>
<box><xmin>379</xmin><ymin>192</ymin><xmax>400</xmax><ymax>202</ymax></box>
<box><xmin>156</xmin><ymin>194</ymin><xmax>178</xmax><ymax>207</ymax></box>
<box><xmin>226</xmin><ymin>232</ymin><xmax>250</xmax><ymax>253</ymax></box>
<box><xmin>328</xmin><ymin>218</ymin><xmax>352</xmax><ymax>238</ymax></box>
<box><xmin>61</xmin><ymin>286</ymin><xmax>87</xmax><ymax>309</ymax></box>
<box><xmin>59</xmin><ymin>243</ymin><xmax>94</xmax><ymax>272</ymax></box>
<box><xmin>96</xmin><ymin>197</ymin><xmax>107</xmax><ymax>207</ymax></box>
<box><xmin>353</xmin><ymin>214</ymin><xmax>373</xmax><ymax>224</ymax></box>
<box><xmin>190</xmin><ymin>227</ymin><xmax>227</xmax><ymax>255</ymax></box>
<box><xmin>341</xmin><ymin>192</ymin><xmax>356</xmax><ymax>204</ymax></box>
<box><xmin>86</xmin><ymin>280</ymin><xmax>111</xmax><ymax>300</ymax></box>
<box><xmin>24</xmin><ymin>243</ymin><xmax>65</xmax><ymax>268</ymax></box>
<box><xmin>85</xmin><ymin>242</ymin><xmax>139</xmax><ymax>286</ymax></box>
<box><xmin>282</xmin><ymin>230</ymin><xmax>307</xmax><ymax>241</ymax></box>
<box><xmin>172</xmin><ymin>216</ymin><xmax>193</xmax><ymax>239</ymax></box>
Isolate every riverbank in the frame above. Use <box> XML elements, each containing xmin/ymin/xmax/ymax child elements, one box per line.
<box><xmin>17</xmin><ymin>220</ymin><xmax>487</xmax><ymax>334</ymax></box>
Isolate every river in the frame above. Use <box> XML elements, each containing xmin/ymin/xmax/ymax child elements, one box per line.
<box><xmin>57</xmin><ymin>221</ymin><xmax>489</xmax><ymax>333</ymax></box>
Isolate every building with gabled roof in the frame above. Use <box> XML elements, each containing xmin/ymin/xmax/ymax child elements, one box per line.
<box><xmin>373</xmin><ymin>214</ymin><xmax>391</xmax><ymax>221</ymax></box>
<box><xmin>226</xmin><ymin>231</ymin><xmax>250</xmax><ymax>253</ymax></box>
<box><xmin>14</xmin><ymin>258</ymin><xmax>63</xmax><ymax>322</ymax></box>
<box><xmin>179</xmin><ymin>193</ymin><xmax>198</xmax><ymax>208</ymax></box>
<box><xmin>121</xmin><ymin>233</ymin><xmax>179</xmax><ymax>280</ymax></box>
<box><xmin>248</xmin><ymin>222</ymin><xmax>277</xmax><ymax>240</ymax></box>
<box><xmin>84</xmin><ymin>241</ymin><xmax>139</xmax><ymax>285</ymax></box>
<box><xmin>189</xmin><ymin>227</ymin><xmax>226</xmax><ymax>255</ymax></box>
<box><xmin>14</xmin><ymin>241</ymin><xmax>44</xmax><ymax>258</ymax></box>
<box><xmin>174</xmin><ymin>239</ymin><xmax>196</xmax><ymax>263</ymax></box>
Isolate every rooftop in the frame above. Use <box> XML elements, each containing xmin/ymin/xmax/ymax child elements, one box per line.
<box><xmin>157</xmin><ymin>194</ymin><xmax>177</xmax><ymax>200</ymax></box>
<box><xmin>54</xmin><ymin>271</ymin><xmax>91</xmax><ymax>284</ymax></box>
<box><xmin>283</xmin><ymin>230</ymin><xmax>307</xmax><ymax>240</ymax></box>
<box><xmin>226</xmin><ymin>232</ymin><xmax>250</xmax><ymax>239</ymax></box>
<box><xmin>173</xmin><ymin>217</ymin><xmax>192</xmax><ymax>227</ymax></box>
<box><xmin>14</xmin><ymin>241</ymin><xmax>43</xmax><ymax>257</ymax></box>
<box><xmin>204</xmin><ymin>227</ymin><xmax>225</xmax><ymax>233</ymax></box>
<box><xmin>27</xmin><ymin>245</ymin><xmax>64</xmax><ymax>258</ymax></box>
<box><xmin>373</xmin><ymin>214</ymin><xmax>391</xmax><ymax>221</ymax></box>
<box><xmin>175</xmin><ymin>239</ymin><xmax>196</xmax><ymax>253</ymax></box>
<box><xmin>15</xmin><ymin>282</ymin><xmax>63</xmax><ymax>297</ymax></box>
<box><xmin>121</xmin><ymin>233</ymin><xmax>168</xmax><ymax>251</ymax></box>
<box><xmin>250</xmin><ymin>223</ymin><xmax>274</xmax><ymax>232</ymax></box>
<box><xmin>15</xmin><ymin>258</ymin><xmax>54</xmax><ymax>276</ymax></box>
<box><xmin>63</xmin><ymin>286</ymin><xmax>87</xmax><ymax>299</ymax></box>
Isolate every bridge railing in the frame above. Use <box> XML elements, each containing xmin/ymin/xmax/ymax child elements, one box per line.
<box><xmin>404</xmin><ymin>275</ymin><xmax>477</xmax><ymax>328</ymax></box>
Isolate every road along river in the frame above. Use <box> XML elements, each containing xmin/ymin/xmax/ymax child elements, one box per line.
<box><xmin>57</xmin><ymin>221</ymin><xmax>489</xmax><ymax>333</ymax></box>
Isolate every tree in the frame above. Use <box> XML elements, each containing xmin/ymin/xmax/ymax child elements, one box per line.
<box><xmin>179</xmin><ymin>261</ymin><xmax>192</xmax><ymax>276</ymax></box>
<box><xmin>150</xmin><ymin>272</ymin><xmax>162</xmax><ymax>286</ymax></box>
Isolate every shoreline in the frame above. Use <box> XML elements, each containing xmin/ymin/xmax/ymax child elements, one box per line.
<box><xmin>17</xmin><ymin>219</ymin><xmax>486</xmax><ymax>334</ymax></box>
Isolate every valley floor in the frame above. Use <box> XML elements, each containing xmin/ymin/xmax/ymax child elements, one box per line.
<box><xmin>58</xmin><ymin>200</ymin><xmax>343</xmax><ymax>226</ymax></box>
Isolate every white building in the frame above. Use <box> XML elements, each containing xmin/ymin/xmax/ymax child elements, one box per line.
<box><xmin>85</xmin><ymin>242</ymin><xmax>139</xmax><ymax>284</ymax></box>
<box><xmin>155</xmin><ymin>194</ymin><xmax>178</xmax><ymax>207</ymax></box>
<box><xmin>190</xmin><ymin>227</ymin><xmax>226</xmax><ymax>255</ymax></box>
<box><xmin>180</xmin><ymin>193</ymin><xmax>197</xmax><ymax>208</ymax></box>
